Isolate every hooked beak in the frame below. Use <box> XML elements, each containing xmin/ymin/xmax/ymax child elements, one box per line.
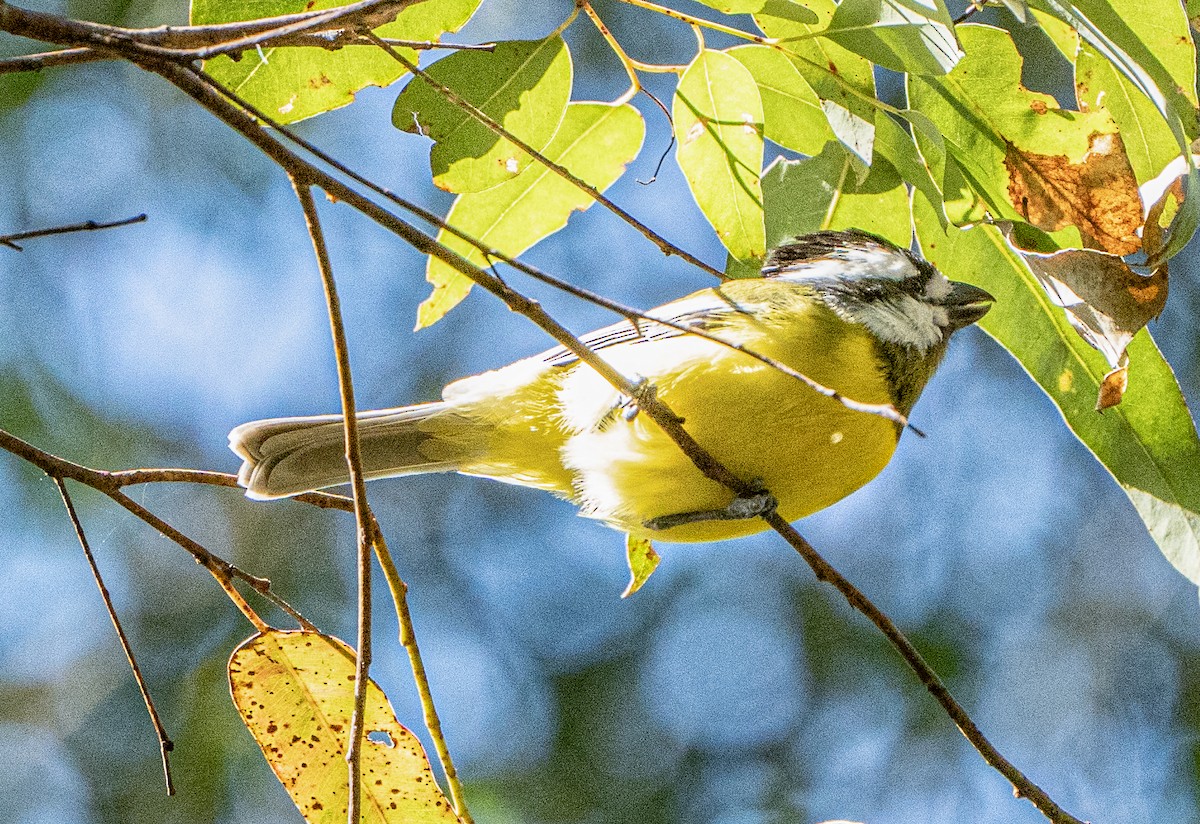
<box><xmin>943</xmin><ymin>281</ymin><xmax>994</xmax><ymax>330</ymax></box>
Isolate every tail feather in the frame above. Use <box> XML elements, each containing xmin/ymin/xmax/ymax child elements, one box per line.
<box><xmin>230</xmin><ymin>402</ymin><xmax>470</xmax><ymax>499</ymax></box>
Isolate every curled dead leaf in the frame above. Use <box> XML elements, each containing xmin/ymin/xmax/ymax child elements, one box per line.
<box><xmin>999</xmin><ymin>226</ymin><xmax>1166</xmax><ymax>409</ymax></box>
<box><xmin>1097</xmin><ymin>364</ymin><xmax>1129</xmax><ymax>412</ymax></box>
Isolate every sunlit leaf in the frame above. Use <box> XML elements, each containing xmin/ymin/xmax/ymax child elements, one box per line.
<box><xmin>914</xmin><ymin>193</ymin><xmax>1200</xmax><ymax>587</ymax></box>
<box><xmin>694</xmin><ymin>0</ymin><xmax>767</xmax><ymax>12</ymax></box>
<box><xmin>1028</xmin><ymin>7</ymin><xmax>1078</xmax><ymax>61</ymax></box>
<box><xmin>756</xmin><ymin>0</ymin><xmax>877</xmax><ymax>167</ymax></box>
<box><xmin>726</xmin><ymin>143</ymin><xmax>909</xmax><ymax>277</ymax></box>
<box><xmin>417</xmin><ymin>102</ymin><xmax>645</xmax><ymax>327</ymax></box>
<box><xmin>822</xmin><ymin>0</ymin><xmax>963</xmax><ymax>76</ymax></box>
<box><xmin>1031</xmin><ymin>0</ymin><xmax>1198</xmax><ymax>142</ymax></box>
<box><xmin>1076</xmin><ymin>42</ymin><xmax>1180</xmax><ymax>186</ymax></box>
<box><xmin>392</xmin><ymin>36</ymin><xmax>572</xmax><ymax>193</ymax></box>
<box><xmin>193</xmin><ymin>0</ymin><xmax>481</xmax><ymax>124</ymax></box>
<box><xmin>673</xmin><ymin>48</ymin><xmax>766</xmax><ymax>266</ymax></box>
<box><xmin>765</xmin><ymin>146</ymin><xmax>911</xmax><ymax>246</ymax></box>
<box><xmin>874</xmin><ymin>111</ymin><xmax>946</xmax><ymax>227</ymax></box>
<box><xmin>908</xmin><ymin>24</ymin><xmax>1119</xmax><ymax>228</ymax></box>
<box><xmin>726</xmin><ymin>44</ymin><xmax>835</xmax><ymax>155</ymax></box>
<box><xmin>621</xmin><ymin>535</ymin><xmax>660</xmax><ymax>598</ymax></box>
<box><xmin>229</xmin><ymin>630</ymin><xmax>462</xmax><ymax>823</ymax></box>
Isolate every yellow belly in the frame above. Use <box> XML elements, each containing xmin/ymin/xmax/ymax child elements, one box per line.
<box><xmin>556</xmin><ymin>306</ymin><xmax>901</xmax><ymax>542</ymax></box>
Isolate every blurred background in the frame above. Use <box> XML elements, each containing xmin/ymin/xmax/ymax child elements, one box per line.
<box><xmin>2</xmin><ymin>1</ymin><xmax>1199</xmax><ymax>822</ymax></box>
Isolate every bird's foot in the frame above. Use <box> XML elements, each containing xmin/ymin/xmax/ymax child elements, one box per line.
<box><xmin>643</xmin><ymin>490</ymin><xmax>778</xmax><ymax>531</ymax></box>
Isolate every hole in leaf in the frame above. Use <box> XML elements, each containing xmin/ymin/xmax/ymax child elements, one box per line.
<box><xmin>367</xmin><ymin>730</ymin><xmax>395</xmax><ymax>748</ymax></box>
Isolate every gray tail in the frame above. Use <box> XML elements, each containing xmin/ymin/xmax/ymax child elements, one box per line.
<box><xmin>229</xmin><ymin>402</ymin><xmax>471</xmax><ymax>500</ymax></box>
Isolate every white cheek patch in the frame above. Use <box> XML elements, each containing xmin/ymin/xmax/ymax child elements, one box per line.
<box><xmin>852</xmin><ymin>295</ymin><xmax>945</xmax><ymax>350</ymax></box>
<box><xmin>924</xmin><ymin>270</ymin><xmax>953</xmax><ymax>301</ymax></box>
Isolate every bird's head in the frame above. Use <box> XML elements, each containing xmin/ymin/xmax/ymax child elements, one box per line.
<box><xmin>762</xmin><ymin>229</ymin><xmax>993</xmax><ymax>352</ymax></box>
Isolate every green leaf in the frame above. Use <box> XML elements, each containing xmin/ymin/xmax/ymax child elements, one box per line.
<box><xmin>726</xmin><ymin>44</ymin><xmax>836</xmax><ymax>155</ymax></box>
<box><xmin>874</xmin><ymin>111</ymin><xmax>946</xmax><ymax>227</ymax></box>
<box><xmin>767</xmin><ymin>145</ymin><xmax>911</xmax><ymax>246</ymax></box>
<box><xmin>913</xmin><ymin>193</ymin><xmax>1200</xmax><ymax>587</ymax></box>
<box><xmin>907</xmin><ymin>24</ymin><xmax>1118</xmax><ymax>223</ymax></box>
<box><xmin>393</xmin><ymin>36</ymin><xmax>572</xmax><ymax>193</ymax></box>
<box><xmin>695</xmin><ymin>0</ymin><xmax>767</xmax><ymax>12</ymax></box>
<box><xmin>621</xmin><ymin>535</ymin><xmax>661</xmax><ymax>598</ymax></box>
<box><xmin>756</xmin><ymin>0</ymin><xmax>877</xmax><ymax>167</ymax></box>
<box><xmin>1031</xmin><ymin>0</ymin><xmax>1198</xmax><ymax>143</ymax></box>
<box><xmin>822</xmin><ymin>0</ymin><xmax>963</xmax><ymax>76</ymax></box>
<box><xmin>726</xmin><ymin>143</ymin><xmax>909</xmax><ymax>277</ymax></box>
<box><xmin>228</xmin><ymin>630</ymin><xmax>463</xmax><ymax>823</ymax></box>
<box><xmin>417</xmin><ymin>102</ymin><xmax>645</xmax><ymax>328</ymax></box>
<box><xmin>193</xmin><ymin>0</ymin><xmax>481</xmax><ymax>125</ymax></box>
<box><xmin>1076</xmin><ymin>42</ymin><xmax>1180</xmax><ymax>185</ymax></box>
<box><xmin>1029</xmin><ymin>8</ymin><xmax>1078</xmax><ymax>62</ymax></box>
<box><xmin>673</xmin><ymin>48</ymin><xmax>766</xmax><ymax>266</ymax></box>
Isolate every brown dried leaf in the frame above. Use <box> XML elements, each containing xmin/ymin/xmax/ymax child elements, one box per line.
<box><xmin>1005</xmin><ymin>131</ymin><xmax>1143</xmax><ymax>254</ymax></box>
<box><xmin>1097</xmin><ymin>364</ymin><xmax>1130</xmax><ymax>411</ymax></box>
<box><xmin>999</xmin><ymin>228</ymin><xmax>1167</xmax><ymax>409</ymax></box>
<box><xmin>1143</xmin><ymin>176</ymin><xmax>1187</xmax><ymax>261</ymax></box>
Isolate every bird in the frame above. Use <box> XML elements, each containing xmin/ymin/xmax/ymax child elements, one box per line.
<box><xmin>229</xmin><ymin>230</ymin><xmax>992</xmax><ymax>543</ymax></box>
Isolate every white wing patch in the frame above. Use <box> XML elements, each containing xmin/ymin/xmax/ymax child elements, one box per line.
<box><xmin>775</xmin><ymin>245</ymin><xmax>919</xmax><ymax>283</ymax></box>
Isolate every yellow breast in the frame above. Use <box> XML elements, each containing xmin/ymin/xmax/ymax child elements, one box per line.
<box><xmin>557</xmin><ymin>290</ymin><xmax>901</xmax><ymax>542</ymax></box>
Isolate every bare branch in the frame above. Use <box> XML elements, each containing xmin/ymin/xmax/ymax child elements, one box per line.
<box><xmin>368</xmin><ymin>519</ymin><xmax>473</xmax><ymax>821</ymax></box>
<box><xmin>0</xmin><ymin>0</ymin><xmax>422</xmax><ymax>62</ymax></box>
<box><xmin>291</xmin><ymin>180</ymin><xmax>376</xmax><ymax>824</ymax></box>
<box><xmin>54</xmin><ymin>478</ymin><xmax>176</xmax><ymax>797</ymax></box>
<box><xmin>0</xmin><ymin>213</ymin><xmax>146</xmax><ymax>251</ymax></box>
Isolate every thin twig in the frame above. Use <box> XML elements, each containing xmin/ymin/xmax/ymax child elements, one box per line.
<box><xmin>0</xmin><ymin>0</ymin><xmax>425</xmax><ymax>62</ymax></box>
<box><xmin>291</xmin><ymin>180</ymin><xmax>375</xmax><ymax>824</ymax></box>
<box><xmin>54</xmin><ymin>477</ymin><xmax>176</xmax><ymax>796</ymax></box>
<box><xmin>0</xmin><ymin>213</ymin><xmax>146</xmax><ymax>251</ymax></box>
<box><xmin>617</xmin><ymin>0</ymin><xmax>776</xmax><ymax>46</ymax></box>
<box><xmin>368</xmin><ymin>31</ymin><xmax>725</xmax><ymax>280</ymax></box>
<box><xmin>0</xmin><ymin>428</ymin><xmax>309</xmax><ymax>630</ymax></box>
<box><xmin>763</xmin><ymin>512</ymin><xmax>1086</xmax><ymax>824</ymax></box>
<box><xmin>107</xmin><ymin>488</ymin><xmax>270</xmax><ymax>633</ymax></box>
<box><xmin>0</xmin><ymin>46</ymin><xmax>106</xmax><ymax>74</ymax></box>
<box><xmin>368</xmin><ymin>519</ymin><xmax>474</xmax><ymax>822</ymax></box>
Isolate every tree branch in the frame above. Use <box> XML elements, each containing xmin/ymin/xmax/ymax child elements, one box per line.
<box><xmin>292</xmin><ymin>180</ymin><xmax>377</xmax><ymax>824</ymax></box>
<box><xmin>0</xmin><ymin>213</ymin><xmax>146</xmax><ymax>251</ymax></box>
<box><xmin>54</xmin><ymin>477</ymin><xmax>176</xmax><ymax>797</ymax></box>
